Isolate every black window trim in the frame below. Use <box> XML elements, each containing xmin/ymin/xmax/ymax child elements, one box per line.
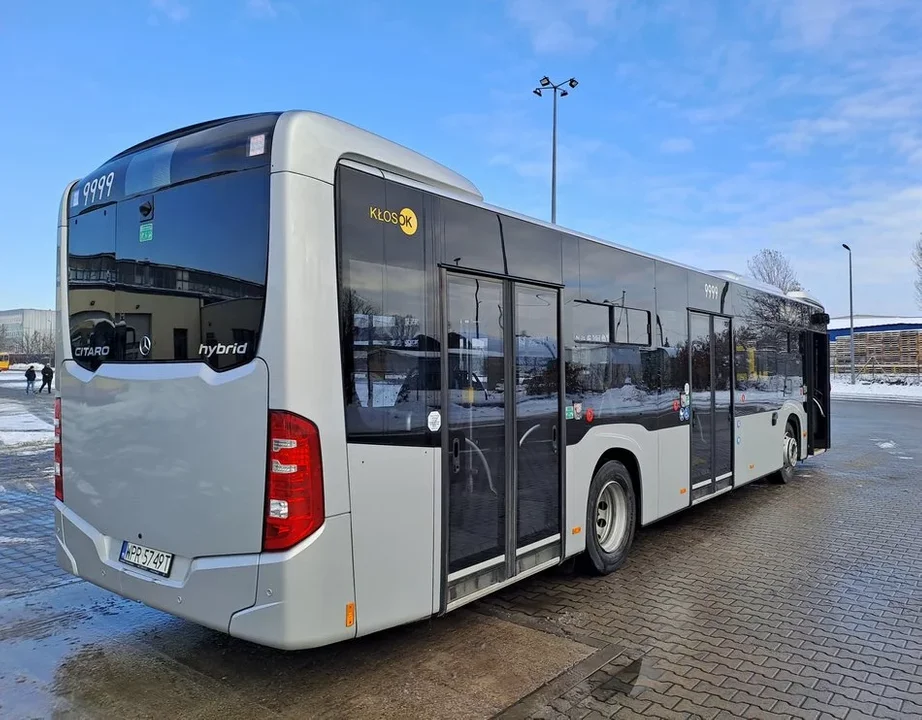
<box><xmin>572</xmin><ymin>298</ymin><xmax>652</xmax><ymax>348</ymax></box>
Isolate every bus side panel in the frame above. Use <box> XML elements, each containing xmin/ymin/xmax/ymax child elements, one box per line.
<box><xmin>229</xmin><ymin>513</ymin><xmax>357</xmax><ymax>650</ymax></box>
<box><xmin>348</xmin><ymin>444</ymin><xmax>436</xmax><ymax>636</ymax></box>
<box><xmin>565</xmin><ymin>424</ymin><xmax>659</xmax><ymax>558</ymax></box>
<box><xmin>657</xmin><ymin>425</ymin><xmax>691</xmax><ymax>518</ymax></box>
<box><xmin>734</xmin><ymin>411</ymin><xmax>780</xmax><ymax>486</ymax></box>
<box><xmin>734</xmin><ymin>400</ymin><xmax>807</xmax><ymax>486</ymax></box>
<box><xmin>261</xmin><ymin>171</ymin><xmax>351</xmax><ymax>517</ymax></box>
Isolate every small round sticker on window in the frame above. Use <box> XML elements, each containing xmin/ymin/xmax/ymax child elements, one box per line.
<box><xmin>427</xmin><ymin>411</ymin><xmax>441</xmax><ymax>432</ymax></box>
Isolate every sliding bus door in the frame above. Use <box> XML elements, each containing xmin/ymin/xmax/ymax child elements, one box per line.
<box><xmin>442</xmin><ymin>271</ymin><xmax>562</xmax><ymax>609</ymax></box>
<box><xmin>689</xmin><ymin>311</ymin><xmax>734</xmax><ymax>503</ymax></box>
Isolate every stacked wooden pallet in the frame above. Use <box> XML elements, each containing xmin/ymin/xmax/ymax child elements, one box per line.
<box><xmin>830</xmin><ymin>330</ymin><xmax>922</xmax><ymax>374</ymax></box>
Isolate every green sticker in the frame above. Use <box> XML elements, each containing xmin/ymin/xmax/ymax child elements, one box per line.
<box><xmin>565</xmin><ymin>405</ymin><xmax>575</xmax><ymax>420</ymax></box>
<box><xmin>139</xmin><ymin>222</ymin><xmax>153</xmax><ymax>243</ymax></box>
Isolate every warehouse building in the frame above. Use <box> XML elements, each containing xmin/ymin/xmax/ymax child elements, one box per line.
<box><xmin>0</xmin><ymin>308</ymin><xmax>55</xmax><ymax>345</ymax></box>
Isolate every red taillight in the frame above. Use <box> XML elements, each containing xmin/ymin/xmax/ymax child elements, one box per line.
<box><xmin>54</xmin><ymin>397</ymin><xmax>63</xmax><ymax>501</ymax></box>
<box><xmin>263</xmin><ymin>410</ymin><xmax>324</xmax><ymax>551</ymax></box>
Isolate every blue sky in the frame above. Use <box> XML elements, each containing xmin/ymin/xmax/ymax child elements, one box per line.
<box><xmin>2</xmin><ymin>0</ymin><xmax>921</xmax><ymax>318</ymax></box>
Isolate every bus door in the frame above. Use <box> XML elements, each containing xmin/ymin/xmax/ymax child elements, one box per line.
<box><xmin>441</xmin><ymin>272</ymin><xmax>563</xmax><ymax>610</ymax></box>
<box><xmin>689</xmin><ymin>312</ymin><xmax>734</xmax><ymax>504</ymax></box>
<box><xmin>804</xmin><ymin>331</ymin><xmax>831</xmax><ymax>453</ymax></box>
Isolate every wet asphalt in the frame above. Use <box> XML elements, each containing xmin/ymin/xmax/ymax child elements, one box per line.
<box><xmin>0</xmin><ymin>393</ymin><xmax>920</xmax><ymax>719</ymax></box>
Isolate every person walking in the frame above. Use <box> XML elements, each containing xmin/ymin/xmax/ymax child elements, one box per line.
<box><xmin>24</xmin><ymin>365</ymin><xmax>36</xmax><ymax>394</ymax></box>
<box><xmin>39</xmin><ymin>363</ymin><xmax>54</xmax><ymax>394</ymax></box>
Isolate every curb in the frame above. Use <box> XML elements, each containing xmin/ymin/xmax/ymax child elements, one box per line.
<box><xmin>832</xmin><ymin>394</ymin><xmax>922</xmax><ymax>405</ymax></box>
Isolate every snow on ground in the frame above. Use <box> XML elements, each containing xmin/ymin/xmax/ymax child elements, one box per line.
<box><xmin>0</xmin><ymin>374</ymin><xmax>26</xmax><ymax>389</ymax></box>
<box><xmin>831</xmin><ymin>375</ymin><xmax>922</xmax><ymax>403</ymax></box>
<box><xmin>0</xmin><ymin>401</ymin><xmax>54</xmax><ymax>447</ymax></box>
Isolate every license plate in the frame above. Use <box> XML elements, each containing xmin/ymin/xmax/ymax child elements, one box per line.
<box><xmin>119</xmin><ymin>540</ymin><xmax>174</xmax><ymax>577</ymax></box>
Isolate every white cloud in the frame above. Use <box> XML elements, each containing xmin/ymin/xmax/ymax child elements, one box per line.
<box><xmin>505</xmin><ymin>0</ymin><xmax>621</xmax><ymax>54</ymax></box>
<box><xmin>891</xmin><ymin>132</ymin><xmax>922</xmax><ymax>164</ymax></box>
<box><xmin>659</xmin><ymin>137</ymin><xmax>694</xmax><ymax>154</ymax></box>
<box><xmin>684</xmin><ymin>102</ymin><xmax>746</xmax><ymax>126</ymax></box>
<box><xmin>768</xmin><ymin>118</ymin><xmax>851</xmax><ymax>153</ymax></box>
<box><xmin>443</xmin><ymin>108</ymin><xmax>612</xmax><ymax>185</ymax></box>
<box><xmin>149</xmin><ymin>0</ymin><xmax>189</xmax><ymax>23</ymax></box>
<box><xmin>759</xmin><ymin>0</ymin><xmax>912</xmax><ymax>51</ymax></box>
<box><xmin>660</xmin><ymin>182</ymin><xmax>922</xmax><ymax>315</ymax></box>
<box><xmin>246</xmin><ymin>0</ymin><xmax>278</xmax><ymax>19</ymax></box>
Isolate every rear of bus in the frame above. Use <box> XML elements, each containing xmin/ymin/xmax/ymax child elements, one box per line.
<box><xmin>54</xmin><ymin>113</ymin><xmax>356</xmax><ymax>649</ymax></box>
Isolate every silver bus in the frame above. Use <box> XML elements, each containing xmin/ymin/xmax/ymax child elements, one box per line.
<box><xmin>54</xmin><ymin>111</ymin><xmax>832</xmax><ymax>650</ymax></box>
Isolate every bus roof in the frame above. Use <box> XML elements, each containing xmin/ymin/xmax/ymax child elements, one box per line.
<box><xmin>273</xmin><ymin>111</ymin><xmax>483</xmax><ymax>201</ymax></box>
<box><xmin>63</xmin><ymin>109</ymin><xmax>823</xmax><ymax>311</ymax></box>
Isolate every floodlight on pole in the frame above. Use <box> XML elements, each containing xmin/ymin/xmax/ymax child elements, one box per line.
<box><xmin>532</xmin><ymin>76</ymin><xmax>579</xmax><ymax>224</ymax></box>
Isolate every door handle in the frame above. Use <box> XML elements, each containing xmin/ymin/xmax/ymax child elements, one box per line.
<box><xmin>552</xmin><ymin>424</ymin><xmax>558</xmax><ymax>454</ymax></box>
<box><xmin>451</xmin><ymin>436</ymin><xmax>461</xmax><ymax>473</ymax></box>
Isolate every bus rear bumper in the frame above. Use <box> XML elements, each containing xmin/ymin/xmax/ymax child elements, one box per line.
<box><xmin>54</xmin><ymin>502</ymin><xmax>260</xmax><ymax>635</ymax></box>
<box><xmin>54</xmin><ymin>504</ymin><xmax>357</xmax><ymax>650</ymax></box>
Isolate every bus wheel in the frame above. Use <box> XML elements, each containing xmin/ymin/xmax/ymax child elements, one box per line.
<box><xmin>581</xmin><ymin>460</ymin><xmax>636</xmax><ymax>575</ymax></box>
<box><xmin>773</xmin><ymin>422</ymin><xmax>798</xmax><ymax>484</ymax></box>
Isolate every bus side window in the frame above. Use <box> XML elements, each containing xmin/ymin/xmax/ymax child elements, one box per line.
<box><xmin>336</xmin><ymin>166</ymin><xmax>433</xmax><ymax>442</ymax></box>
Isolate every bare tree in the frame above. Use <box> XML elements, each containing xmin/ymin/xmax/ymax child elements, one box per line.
<box><xmin>913</xmin><ymin>233</ymin><xmax>922</xmax><ymax>309</ymax></box>
<box><xmin>18</xmin><ymin>330</ymin><xmax>54</xmax><ymax>358</ymax></box>
<box><xmin>747</xmin><ymin>249</ymin><xmax>802</xmax><ymax>293</ymax></box>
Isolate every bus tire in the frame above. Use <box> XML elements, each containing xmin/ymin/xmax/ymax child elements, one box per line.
<box><xmin>772</xmin><ymin>421</ymin><xmax>798</xmax><ymax>484</ymax></box>
<box><xmin>580</xmin><ymin>460</ymin><xmax>636</xmax><ymax>576</ymax></box>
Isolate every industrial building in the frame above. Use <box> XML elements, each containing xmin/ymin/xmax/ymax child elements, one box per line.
<box><xmin>0</xmin><ymin>308</ymin><xmax>55</xmax><ymax>350</ymax></box>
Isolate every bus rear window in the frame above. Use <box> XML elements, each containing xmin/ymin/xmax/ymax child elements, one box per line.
<box><xmin>67</xmin><ymin>167</ymin><xmax>270</xmax><ymax>371</ymax></box>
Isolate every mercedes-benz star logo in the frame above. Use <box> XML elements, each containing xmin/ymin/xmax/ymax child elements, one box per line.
<box><xmin>139</xmin><ymin>336</ymin><xmax>152</xmax><ymax>357</ymax></box>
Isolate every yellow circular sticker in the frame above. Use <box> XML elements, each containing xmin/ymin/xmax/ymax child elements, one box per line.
<box><xmin>398</xmin><ymin>207</ymin><xmax>418</xmax><ymax>236</ymax></box>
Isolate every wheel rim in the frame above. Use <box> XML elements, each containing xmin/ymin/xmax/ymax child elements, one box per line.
<box><xmin>783</xmin><ymin>428</ymin><xmax>798</xmax><ymax>469</ymax></box>
<box><xmin>595</xmin><ymin>480</ymin><xmax>628</xmax><ymax>553</ymax></box>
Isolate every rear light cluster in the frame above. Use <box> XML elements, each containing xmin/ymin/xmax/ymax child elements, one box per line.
<box><xmin>54</xmin><ymin>398</ymin><xmax>63</xmax><ymax>501</ymax></box>
<box><xmin>263</xmin><ymin>410</ymin><xmax>324</xmax><ymax>551</ymax></box>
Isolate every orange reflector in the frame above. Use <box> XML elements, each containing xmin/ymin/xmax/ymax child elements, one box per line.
<box><xmin>802</xmin><ymin>431</ymin><xmax>807</xmax><ymax>438</ymax></box>
<box><xmin>572</xmin><ymin>526</ymin><xmax>582</xmax><ymax>535</ymax></box>
<box><xmin>680</xmin><ymin>488</ymin><xmax>687</xmax><ymax>494</ymax></box>
<box><xmin>749</xmin><ymin>464</ymin><xmax>755</xmax><ymax>470</ymax></box>
<box><xmin>346</xmin><ymin>602</ymin><xmax>355</xmax><ymax>627</ymax></box>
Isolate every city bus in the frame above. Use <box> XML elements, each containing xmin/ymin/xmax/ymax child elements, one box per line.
<box><xmin>0</xmin><ymin>352</ymin><xmax>9</xmax><ymax>371</ymax></box>
<box><xmin>54</xmin><ymin>111</ymin><xmax>832</xmax><ymax>651</ymax></box>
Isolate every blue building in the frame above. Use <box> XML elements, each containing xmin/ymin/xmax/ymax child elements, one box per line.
<box><xmin>828</xmin><ymin>315</ymin><xmax>922</xmax><ymax>341</ymax></box>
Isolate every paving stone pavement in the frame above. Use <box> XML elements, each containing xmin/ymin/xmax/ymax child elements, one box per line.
<box><xmin>0</xmin><ymin>383</ymin><xmax>75</xmax><ymax>598</ymax></box>
<box><xmin>486</xmin><ymin>401</ymin><xmax>922</xmax><ymax>720</ymax></box>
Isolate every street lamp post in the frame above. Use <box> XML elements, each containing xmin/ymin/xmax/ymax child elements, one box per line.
<box><xmin>842</xmin><ymin>243</ymin><xmax>855</xmax><ymax>384</ymax></box>
<box><xmin>533</xmin><ymin>76</ymin><xmax>578</xmax><ymax>225</ymax></box>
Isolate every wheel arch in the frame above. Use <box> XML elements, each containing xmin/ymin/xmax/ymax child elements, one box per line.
<box><xmin>786</xmin><ymin>412</ymin><xmax>803</xmax><ymax>458</ymax></box>
<box><xmin>592</xmin><ymin>447</ymin><xmax>642</xmax><ymax>528</ymax></box>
